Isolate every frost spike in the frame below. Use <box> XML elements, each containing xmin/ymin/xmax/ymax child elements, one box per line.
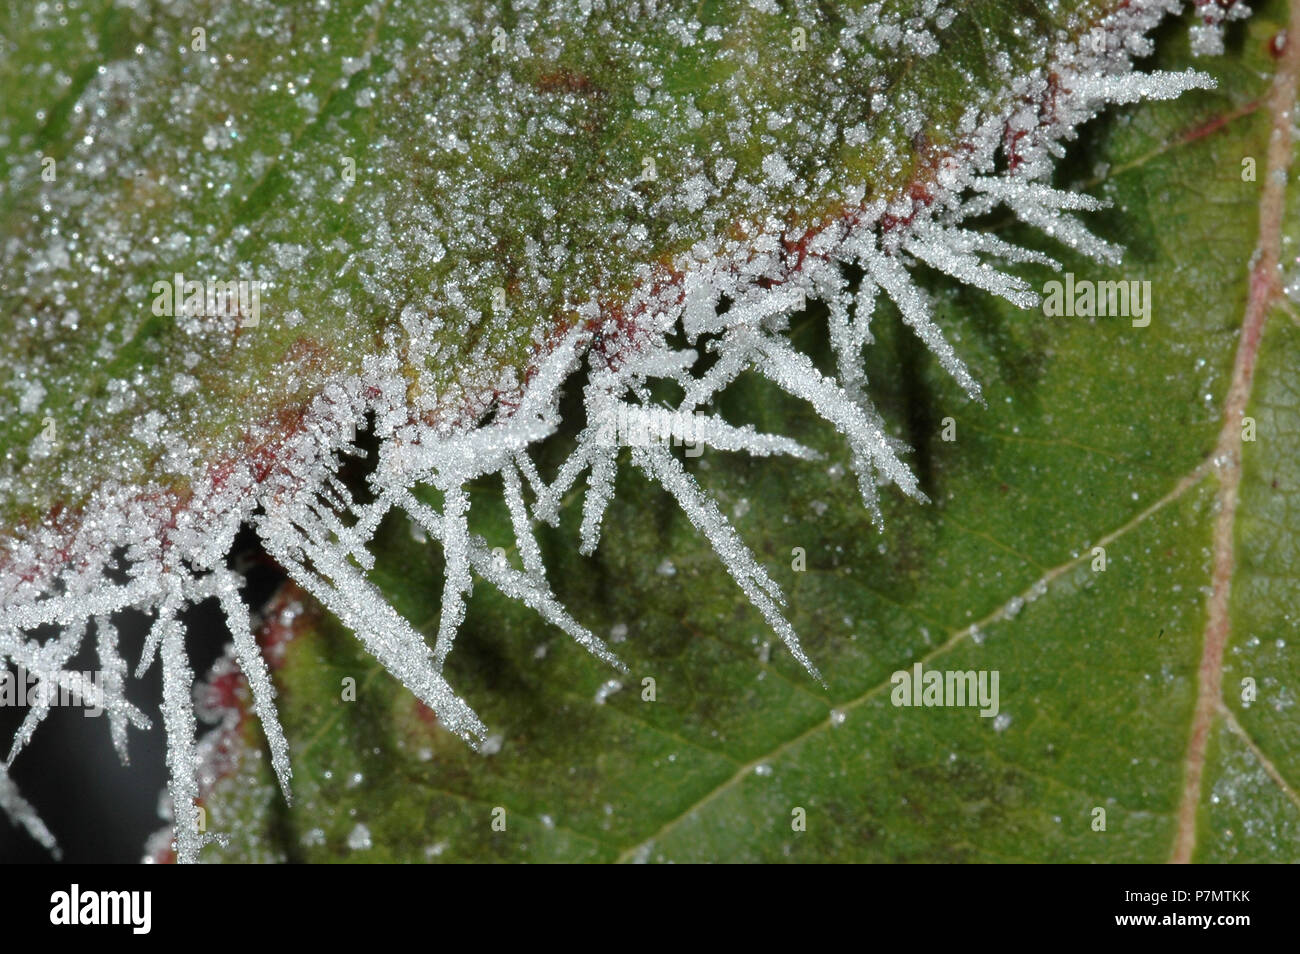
<box><xmin>904</xmin><ymin>231</ymin><xmax>1040</xmax><ymax>309</ymax></box>
<box><xmin>0</xmin><ymin>576</ymin><xmax>150</xmax><ymax>633</ymax></box>
<box><xmin>967</xmin><ymin>178</ymin><xmax>1122</xmax><ymax>265</ymax></box>
<box><xmin>466</xmin><ymin>537</ymin><xmax>625</xmax><ymax>672</ymax></box>
<box><xmin>95</xmin><ymin>616</ymin><xmax>132</xmax><ymax>762</ymax></box>
<box><xmin>501</xmin><ymin>461</ymin><xmax>546</xmax><ymax>582</ymax></box>
<box><xmin>533</xmin><ymin>435</ymin><xmax>597</xmax><ymax>526</ymax></box>
<box><xmin>1005</xmin><ymin>205</ymin><xmax>1122</xmax><ymax>266</ymax></box>
<box><xmin>825</xmin><ymin>274</ymin><xmax>867</xmax><ymax>403</ymax></box>
<box><xmin>0</xmin><ymin>763</ymin><xmax>59</xmax><ymax>859</ymax></box>
<box><xmin>160</xmin><ymin>618</ymin><xmax>202</xmax><ymax>864</ymax></box>
<box><xmin>399</xmin><ymin>490</ymin><xmax>624</xmax><ymax>671</ymax></box>
<box><xmin>1064</xmin><ymin>68</ymin><xmax>1216</xmax><ymax>106</ymax></box>
<box><xmin>432</xmin><ymin>485</ymin><xmax>472</xmax><ymax>668</ymax></box>
<box><xmin>513</xmin><ymin>451</ymin><xmax>548</xmax><ymax>504</ymax></box>
<box><xmin>638</xmin><ymin>405</ymin><xmax>821</xmax><ymax>461</ymax></box>
<box><xmin>943</xmin><ymin>227</ymin><xmax>1062</xmax><ymax>270</ymax></box>
<box><xmin>859</xmin><ymin>242</ymin><xmax>982</xmax><ymax>398</ymax></box>
<box><xmin>578</xmin><ymin>445</ymin><xmax>619</xmax><ymax>557</ymax></box>
<box><xmin>136</xmin><ymin>577</ymin><xmax>183</xmax><ymax>679</ymax></box>
<box><xmin>5</xmin><ymin>620</ymin><xmax>84</xmax><ymax>765</ymax></box>
<box><xmin>681</xmin><ymin>330</ymin><xmax>756</xmax><ymax>410</ymax></box>
<box><xmin>0</xmin><ymin>623</ymin><xmax>149</xmax><ymax>765</ymax></box>
<box><xmin>212</xmin><ymin>570</ymin><xmax>293</xmax><ymax>800</ymax></box>
<box><xmin>969</xmin><ymin>177</ymin><xmax>1109</xmax><ymax>212</ymax></box>
<box><xmin>753</xmin><ymin>332</ymin><xmax>922</xmax><ymax>502</ymax></box>
<box><xmin>259</xmin><ymin>513</ymin><xmax>487</xmax><ymax>742</ymax></box>
<box><xmin>634</xmin><ymin>445</ymin><xmax>820</xmax><ymax>683</ymax></box>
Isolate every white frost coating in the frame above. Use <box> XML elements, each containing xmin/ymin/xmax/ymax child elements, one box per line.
<box><xmin>0</xmin><ymin>0</ymin><xmax>1221</xmax><ymax>858</ymax></box>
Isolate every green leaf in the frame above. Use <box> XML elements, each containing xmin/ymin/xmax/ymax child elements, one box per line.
<box><xmin>189</xmin><ymin>1</ymin><xmax>1300</xmax><ymax>862</ymax></box>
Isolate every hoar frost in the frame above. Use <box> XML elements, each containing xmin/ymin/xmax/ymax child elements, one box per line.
<box><xmin>0</xmin><ymin>0</ymin><xmax>1217</xmax><ymax>860</ymax></box>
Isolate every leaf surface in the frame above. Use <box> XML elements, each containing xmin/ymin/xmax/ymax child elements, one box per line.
<box><xmin>191</xmin><ymin>1</ymin><xmax>1300</xmax><ymax>862</ymax></box>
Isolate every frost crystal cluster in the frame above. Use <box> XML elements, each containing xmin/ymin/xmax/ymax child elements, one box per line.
<box><xmin>0</xmin><ymin>0</ymin><xmax>1217</xmax><ymax>860</ymax></box>
<box><xmin>1190</xmin><ymin>0</ymin><xmax>1252</xmax><ymax>55</ymax></box>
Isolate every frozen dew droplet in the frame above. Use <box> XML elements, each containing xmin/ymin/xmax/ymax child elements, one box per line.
<box><xmin>593</xmin><ymin>679</ymin><xmax>624</xmax><ymax>705</ymax></box>
<box><xmin>347</xmin><ymin>823</ymin><xmax>373</xmax><ymax>851</ymax></box>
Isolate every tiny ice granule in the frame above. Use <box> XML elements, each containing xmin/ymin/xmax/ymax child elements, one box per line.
<box><xmin>347</xmin><ymin>823</ymin><xmax>372</xmax><ymax>850</ymax></box>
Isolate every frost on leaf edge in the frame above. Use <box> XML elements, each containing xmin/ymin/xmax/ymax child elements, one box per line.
<box><xmin>0</xmin><ymin>0</ymin><xmax>1217</xmax><ymax>861</ymax></box>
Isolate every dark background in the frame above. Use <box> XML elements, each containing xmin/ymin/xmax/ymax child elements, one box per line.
<box><xmin>1</xmin><ymin>538</ymin><xmax>283</xmax><ymax>863</ymax></box>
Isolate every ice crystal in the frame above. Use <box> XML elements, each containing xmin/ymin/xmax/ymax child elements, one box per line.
<box><xmin>0</xmin><ymin>0</ymin><xmax>1218</xmax><ymax>858</ymax></box>
<box><xmin>1189</xmin><ymin>0</ymin><xmax>1251</xmax><ymax>56</ymax></box>
<box><xmin>0</xmin><ymin>763</ymin><xmax>58</xmax><ymax>858</ymax></box>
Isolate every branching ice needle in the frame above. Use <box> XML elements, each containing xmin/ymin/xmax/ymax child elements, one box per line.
<box><xmin>501</xmin><ymin>461</ymin><xmax>546</xmax><ymax>582</ymax></box>
<box><xmin>432</xmin><ymin>485</ymin><xmax>472</xmax><ymax>669</ymax></box>
<box><xmin>160</xmin><ymin>618</ymin><xmax>202</xmax><ymax>865</ymax></box>
<box><xmin>95</xmin><ymin>616</ymin><xmax>133</xmax><ymax>763</ymax></box>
